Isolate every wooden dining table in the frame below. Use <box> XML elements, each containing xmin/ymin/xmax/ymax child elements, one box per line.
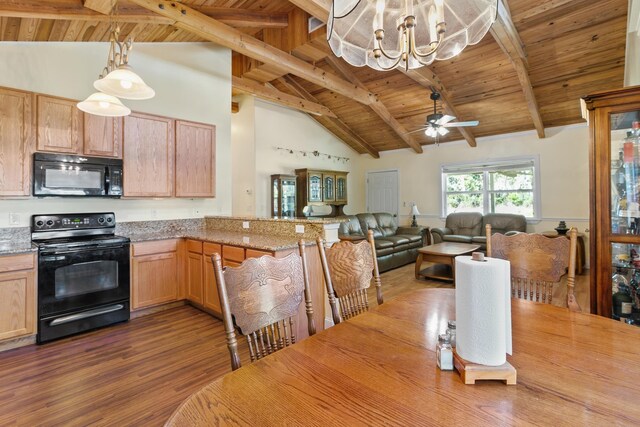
<box><xmin>166</xmin><ymin>288</ymin><xmax>640</xmax><ymax>426</ymax></box>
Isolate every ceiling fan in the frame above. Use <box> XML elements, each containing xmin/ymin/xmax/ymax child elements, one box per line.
<box><xmin>409</xmin><ymin>90</ymin><xmax>479</xmax><ymax>138</ymax></box>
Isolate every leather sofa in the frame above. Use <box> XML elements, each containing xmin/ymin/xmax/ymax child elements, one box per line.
<box><xmin>338</xmin><ymin>213</ymin><xmax>428</xmax><ymax>273</ymax></box>
<box><xmin>430</xmin><ymin>212</ymin><xmax>527</xmax><ymax>249</ymax></box>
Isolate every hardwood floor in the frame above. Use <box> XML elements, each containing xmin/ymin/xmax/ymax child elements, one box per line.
<box><xmin>0</xmin><ymin>262</ymin><xmax>591</xmax><ymax>426</ymax></box>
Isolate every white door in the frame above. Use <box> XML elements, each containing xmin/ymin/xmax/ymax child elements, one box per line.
<box><xmin>366</xmin><ymin>170</ymin><xmax>399</xmax><ymax>225</ymax></box>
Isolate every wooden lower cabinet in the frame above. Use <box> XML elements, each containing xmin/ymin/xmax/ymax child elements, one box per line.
<box><xmin>0</xmin><ymin>253</ymin><xmax>36</xmax><ymax>341</ymax></box>
<box><xmin>131</xmin><ymin>240</ymin><xmax>179</xmax><ymax>310</ymax></box>
<box><xmin>203</xmin><ymin>243</ymin><xmax>222</xmax><ymax>315</ymax></box>
<box><xmin>185</xmin><ymin>240</ymin><xmax>204</xmax><ymax>305</ymax></box>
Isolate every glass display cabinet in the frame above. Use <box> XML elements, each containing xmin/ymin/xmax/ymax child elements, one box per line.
<box><xmin>270</xmin><ymin>174</ymin><xmax>297</xmax><ymax>218</ymax></box>
<box><xmin>295</xmin><ymin>169</ymin><xmax>349</xmax><ymax>217</ymax></box>
<box><xmin>584</xmin><ymin>86</ymin><xmax>640</xmax><ymax>323</ymax></box>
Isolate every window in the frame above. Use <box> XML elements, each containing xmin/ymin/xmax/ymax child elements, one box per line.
<box><xmin>441</xmin><ymin>157</ymin><xmax>539</xmax><ymax>219</ymax></box>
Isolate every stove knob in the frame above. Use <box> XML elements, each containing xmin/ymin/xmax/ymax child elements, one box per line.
<box><xmin>106</xmin><ymin>217</ymin><xmax>113</xmax><ymax>223</ymax></box>
<box><xmin>98</xmin><ymin>217</ymin><xmax>105</xmax><ymax>224</ymax></box>
<box><xmin>46</xmin><ymin>220</ymin><xmax>53</xmax><ymax>226</ymax></box>
<box><xmin>36</xmin><ymin>220</ymin><xmax>44</xmax><ymax>227</ymax></box>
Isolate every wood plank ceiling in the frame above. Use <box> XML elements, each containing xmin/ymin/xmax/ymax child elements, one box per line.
<box><xmin>0</xmin><ymin>0</ymin><xmax>628</xmax><ymax>156</ymax></box>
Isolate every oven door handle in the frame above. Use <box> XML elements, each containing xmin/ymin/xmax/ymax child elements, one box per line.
<box><xmin>41</xmin><ymin>244</ymin><xmax>126</xmax><ymax>256</ymax></box>
<box><xmin>49</xmin><ymin>304</ymin><xmax>126</xmax><ymax>326</ymax></box>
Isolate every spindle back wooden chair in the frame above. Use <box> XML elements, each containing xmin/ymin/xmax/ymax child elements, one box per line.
<box><xmin>212</xmin><ymin>241</ymin><xmax>316</xmax><ymax>371</ymax></box>
<box><xmin>486</xmin><ymin>224</ymin><xmax>580</xmax><ymax>312</ymax></box>
<box><xmin>317</xmin><ymin>230</ymin><xmax>383</xmax><ymax>325</ymax></box>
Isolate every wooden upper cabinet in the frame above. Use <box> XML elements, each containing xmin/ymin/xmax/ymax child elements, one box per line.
<box><xmin>175</xmin><ymin>120</ymin><xmax>216</xmax><ymax>198</ymax></box>
<box><xmin>36</xmin><ymin>94</ymin><xmax>82</xmax><ymax>154</ymax></box>
<box><xmin>123</xmin><ymin>112</ymin><xmax>175</xmax><ymax>197</ymax></box>
<box><xmin>83</xmin><ymin>115</ymin><xmax>122</xmax><ymax>158</ymax></box>
<box><xmin>0</xmin><ymin>87</ymin><xmax>34</xmax><ymax>197</ymax></box>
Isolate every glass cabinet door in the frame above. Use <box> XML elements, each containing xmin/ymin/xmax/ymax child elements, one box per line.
<box><xmin>272</xmin><ymin>177</ymin><xmax>280</xmax><ymax>216</ymax></box>
<box><xmin>308</xmin><ymin>173</ymin><xmax>322</xmax><ymax>202</ymax></box>
<box><xmin>611</xmin><ymin>242</ymin><xmax>640</xmax><ymax>326</ymax></box>
<box><xmin>281</xmin><ymin>178</ymin><xmax>296</xmax><ymax>217</ymax></box>
<box><xmin>323</xmin><ymin>174</ymin><xmax>335</xmax><ymax>201</ymax></box>
<box><xmin>336</xmin><ymin>174</ymin><xmax>347</xmax><ymax>202</ymax></box>
<box><xmin>611</xmin><ymin>112</ymin><xmax>640</xmax><ymax>234</ymax></box>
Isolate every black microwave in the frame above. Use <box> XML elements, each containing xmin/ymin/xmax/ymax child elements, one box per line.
<box><xmin>33</xmin><ymin>153</ymin><xmax>123</xmax><ymax>197</ymax></box>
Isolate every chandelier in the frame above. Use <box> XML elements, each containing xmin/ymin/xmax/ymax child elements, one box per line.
<box><xmin>78</xmin><ymin>0</ymin><xmax>154</xmax><ymax>117</ymax></box>
<box><xmin>327</xmin><ymin>0</ymin><xmax>498</xmax><ymax>71</ymax></box>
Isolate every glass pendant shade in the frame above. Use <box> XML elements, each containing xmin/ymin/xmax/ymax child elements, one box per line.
<box><xmin>328</xmin><ymin>0</ymin><xmax>498</xmax><ymax>71</ymax></box>
<box><xmin>77</xmin><ymin>92</ymin><xmax>131</xmax><ymax>117</ymax></box>
<box><xmin>94</xmin><ymin>65</ymin><xmax>155</xmax><ymax>100</ymax></box>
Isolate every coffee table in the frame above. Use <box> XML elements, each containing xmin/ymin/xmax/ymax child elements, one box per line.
<box><xmin>415</xmin><ymin>242</ymin><xmax>481</xmax><ymax>282</ymax></box>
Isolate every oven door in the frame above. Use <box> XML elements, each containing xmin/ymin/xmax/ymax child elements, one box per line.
<box><xmin>38</xmin><ymin>243</ymin><xmax>130</xmax><ymax>317</ymax></box>
<box><xmin>33</xmin><ymin>160</ymin><xmax>107</xmax><ymax>197</ymax></box>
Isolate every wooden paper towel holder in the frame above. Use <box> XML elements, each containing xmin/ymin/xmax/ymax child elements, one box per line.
<box><xmin>453</xmin><ymin>349</ymin><xmax>517</xmax><ymax>385</ymax></box>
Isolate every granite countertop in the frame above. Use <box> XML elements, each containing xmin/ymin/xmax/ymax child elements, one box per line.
<box><xmin>125</xmin><ymin>229</ymin><xmax>317</xmax><ymax>251</ymax></box>
<box><xmin>0</xmin><ymin>240</ymin><xmax>37</xmax><ymax>256</ymax></box>
<box><xmin>204</xmin><ymin>215</ymin><xmax>347</xmax><ymax>224</ymax></box>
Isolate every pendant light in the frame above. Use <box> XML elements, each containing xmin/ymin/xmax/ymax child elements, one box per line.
<box><xmin>94</xmin><ymin>64</ymin><xmax>155</xmax><ymax>100</ymax></box>
<box><xmin>77</xmin><ymin>92</ymin><xmax>131</xmax><ymax>117</ymax></box>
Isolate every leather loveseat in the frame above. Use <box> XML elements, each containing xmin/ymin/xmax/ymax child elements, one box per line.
<box><xmin>338</xmin><ymin>213</ymin><xmax>427</xmax><ymax>273</ymax></box>
<box><xmin>430</xmin><ymin>212</ymin><xmax>527</xmax><ymax>249</ymax></box>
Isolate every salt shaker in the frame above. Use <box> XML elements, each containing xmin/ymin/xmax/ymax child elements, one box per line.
<box><xmin>446</xmin><ymin>320</ymin><xmax>456</xmax><ymax>347</ymax></box>
<box><xmin>436</xmin><ymin>334</ymin><xmax>454</xmax><ymax>370</ymax></box>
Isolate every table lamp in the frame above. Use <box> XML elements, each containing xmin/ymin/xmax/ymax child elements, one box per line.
<box><xmin>411</xmin><ymin>204</ymin><xmax>420</xmax><ymax>227</ymax></box>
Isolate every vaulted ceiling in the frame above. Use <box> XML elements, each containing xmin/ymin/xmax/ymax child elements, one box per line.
<box><xmin>0</xmin><ymin>0</ymin><xmax>628</xmax><ymax>157</ymax></box>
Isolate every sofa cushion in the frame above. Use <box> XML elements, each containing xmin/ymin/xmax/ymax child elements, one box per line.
<box><xmin>373</xmin><ymin>213</ymin><xmax>398</xmax><ymax>237</ymax></box>
<box><xmin>471</xmin><ymin>236</ymin><xmax>487</xmax><ymax>245</ymax></box>
<box><xmin>443</xmin><ymin>235</ymin><xmax>473</xmax><ymax>244</ymax></box>
<box><xmin>374</xmin><ymin>239</ymin><xmax>394</xmax><ymax>250</ymax></box>
<box><xmin>445</xmin><ymin>212</ymin><xmax>483</xmax><ymax>237</ymax></box>
<box><xmin>338</xmin><ymin>215</ymin><xmax>364</xmax><ymax>237</ymax></box>
<box><xmin>395</xmin><ymin>234</ymin><xmax>423</xmax><ymax>244</ymax></box>
<box><xmin>483</xmin><ymin>213</ymin><xmax>527</xmax><ymax>234</ymax></box>
<box><xmin>356</xmin><ymin>213</ymin><xmax>383</xmax><ymax>238</ymax></box>
<box><xmin>381</xmin><ymin>235</ymin><xmax>410</xmax><ymax>247</ymax></box>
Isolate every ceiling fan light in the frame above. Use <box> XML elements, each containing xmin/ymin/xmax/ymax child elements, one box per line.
<box><xmin>77</xmin><ymin>92</ymin><xmax>131</xmax><ymax>117</ymax></box>
<box><xmin>437</xmin><ymin>126</ymin><xmax>449</xmax><ymax>136</ymax></box>
<box><xmin>94</xmin><ymin>65</ymin><xmax>155</xmax><ymax>100</ymax></box>
<box><xmin>425</xmin><ymin>127</ymin><xmax>436</xmax><ymax>137</ymax></box>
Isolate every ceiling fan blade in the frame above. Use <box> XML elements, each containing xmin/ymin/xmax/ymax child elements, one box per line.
<box><xmin>437</xmin><ymin>126</ymin><xmax>449</xmax><ymax>136</ymax></box>
<box><xmin>405</xmin><ymin>127</ymin><xmax>430</xmax><ymax>134</ymax></box>
<box><xmin>443</xmin><ymin>120</ymin><xmax>480</xmax><ymax>127</ymax></box>
<box><xmin>437</xmin><ymin>115</ymin><xmax>456</xmax><ymax>125</ymax></box>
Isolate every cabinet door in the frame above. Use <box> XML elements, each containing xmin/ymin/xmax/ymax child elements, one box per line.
<box><xmin>175</xmin><ymin>120</ymin><xmax>215</xmax><ymax>197</ymax></box>
<box><xmin>203</xmin><ymin>243</ymin><xmax>222</xmax><ymax>314</ymax></box>
<box><xmin>84</xmin><ymin>114</ymin><xmax>122</xmax><ymax>158</ymax></box>
<box><xmin>186</xmin><ymin>251</ymin><xmax>204</xmax><ymax>305</ymax></box>
<box><xmin>336</xmin><ymin>173</ymin><xmax>348</xmax><ymax>202</ymax></box>
<box><xmin>131</xmin><ymin>251</ymin><xmax>179</xmax><ymax>310</ymax></box>
<box><xmin>308</xmin><ymin>172</ymin><xmax>322</xmax><ymax>202</ymax></box>
<box><xmin>0</xmin><ymin>269</ymin><xmax>36</xmax><ymax>341</ymax></box>
<box><xmin>0</xmin><ymin>88</ymin><xmax>34</xmax><ymax>196</ymax></box>
<box><xmin>36</xmin><ymin>94</ymin><xmax>82</xmax><ymax>153</ymax></box>
<box><xmin>323</xmin><ymin>174</ymin><xmax>335</xmax><ymax>202</ymax></box>
<box><xmin>123</xmin><ymin>112</ymin><xmax>175</xmax><ymax>197</ymax></box>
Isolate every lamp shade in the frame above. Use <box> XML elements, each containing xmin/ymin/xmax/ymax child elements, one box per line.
<box><xmin>411</xmin><ymin>204</ymin><xmax>420</xmax><ymax>216</ymax></box>
<box><xmin>77</xmin><ymin>92</ymin><xmax>131</xmax><ymax>117</ymax></box>
<box><xmin>328</xmin><ymin>0</ymin><xmax>498</xmax><ymax>71</ymax></box>
<box><xmin>94</xmin><ymin>65</ymin><xmax>155</xmax><ymax>100</ymax></box>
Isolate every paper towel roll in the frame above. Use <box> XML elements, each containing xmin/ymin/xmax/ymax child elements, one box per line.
<box><xmin>455</xmin><ymin>256</ymin><xmax>512</xmax><ymax>366</ymax></box>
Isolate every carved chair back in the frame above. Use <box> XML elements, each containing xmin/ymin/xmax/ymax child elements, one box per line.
<box><xmin>317</xmin><ymin>230</ymin><xmax>383</xmax><ymax>324</ymax></box>
<box><xmin>486</xmin><ymin>225</ymin><xmax>580</xmax><ymax>311</ymax></box>
<box><xmin>212</xmin><ymin>241</ymin><xmax>316</xmax><ymax>371</ymax></box>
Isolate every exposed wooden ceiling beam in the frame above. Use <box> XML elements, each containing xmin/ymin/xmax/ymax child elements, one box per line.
<box><xmin>127</xmin><ymin>0</ymin><xmax>376</xmax><ymax>106</ymax></box>
<box><xmin>233</xmin><ymin>76</ymin><xmax>337</xmax><ymax>118</ymax></box>
<box><xmin>490</xmin><ymin>0</ymin><xmax>545</xmax><ymax>138</ymax></box>
<box><xmin>288</xmin><ymin>0</ymin><xmax>331</xmax><ymax>21</ymax></box>
<box><xmin>231</xmin><ymin>101</ymin><xmax>239</xmax><ymax>113</ymax></box>
<box><xmin>289</xmin><ymin>0</ymin><xmax>330</xmax><ymax>22</ymax></box>
<box><xmin>325</xmin><ymin>56</ymin><xmax>423</xmax><ymax>154</ymax></box>
<box><xmin>279</xmin><ymin>76</ymin><xmax>380</xmax><ymax>159</ymax></box>
<box><xmin>82</xmin><ymin>0</ymin><xmax>112</xmax><ymax>15</ymax></box>
<box><xmin>0</xmin><ymin>1</ymin><xmax>288</xmax><ymax>28</ymax></box>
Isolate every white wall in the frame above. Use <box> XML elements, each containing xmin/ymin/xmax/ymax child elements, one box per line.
<box><xmin>235</xmin><ymin>98</ymin><xmax>361</xmax><ymax>217</ymax></box>
<box><xmin>0</xmin><ymin>42</ymin><xmax>231</xmax><ymax>227</ymax></box>
<box><xmin>231</xmin><ymin>95</ymin><xmax>256</xmax><ymax>216</ymax></box>
<box><xmin>350</xmin><ymin>124</ymin><xmax>590</xmax><ymax>236</ymax></box>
